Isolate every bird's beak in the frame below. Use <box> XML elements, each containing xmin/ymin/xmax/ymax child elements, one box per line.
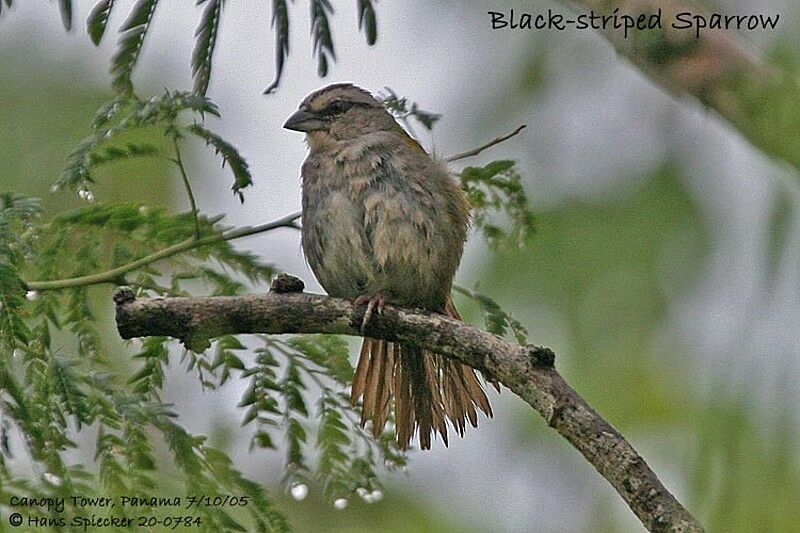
<box><xmin>283</xmin><ymin>109</ymin><xmax>324</xmax><ymax>132</ymax></box>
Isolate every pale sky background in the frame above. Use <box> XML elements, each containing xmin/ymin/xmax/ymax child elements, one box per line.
<box><xmin>2</xmin><ymin>1</ymin><xmax>799</xmax><ymax>531</ymax></box>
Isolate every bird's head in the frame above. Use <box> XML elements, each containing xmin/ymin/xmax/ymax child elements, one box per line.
<box><xmin>283</xmin><ymin>83</ymin><xmax>400</xmax><ymax>147</ymax></box>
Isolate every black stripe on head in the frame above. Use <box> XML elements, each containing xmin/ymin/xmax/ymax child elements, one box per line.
<box><xmin>300</xmin><ymin>83</ymin><xmax>381</xmax><ymax>112</ymax></box>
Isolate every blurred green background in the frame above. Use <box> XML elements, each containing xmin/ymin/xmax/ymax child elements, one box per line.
<box><xmin>2</xmin><ymin>1</ymin><xmax>799</xmax><ymax>532</ymax></box>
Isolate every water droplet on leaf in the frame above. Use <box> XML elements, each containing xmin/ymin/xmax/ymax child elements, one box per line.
<box><xmin>333</xmin><ymin>498</ymin><xmax>348</xmax><ymax>510</ymax></box>
<box><xmin>43</xmin><ymin>472</ymin><xmax>62</xmax><ymax>486</ymax></box>
<box><xmin>290</xmin><ymin>483</ymin><xmax>308</xmax><ymax>501</ymax></box>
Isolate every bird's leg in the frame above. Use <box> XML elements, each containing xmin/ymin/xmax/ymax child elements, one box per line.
<box><xmin>354</xmin><ymin>293</ymin><xmax>387</xmax><ymax>333</ymax></box>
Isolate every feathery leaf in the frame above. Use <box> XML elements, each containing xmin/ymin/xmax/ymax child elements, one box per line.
<box><xmin>60</xmin><ymin>91</ymin><xmax>219</xmax><ymax>190</ymax></box>
<box><xmin>87</xmin><ymin>0</ymin><xmax>116</xmax><ymax>46</ymax></box>
<box><xmin>310</xmin><ymin>0</ymin><xmax>335</xmax><ymax>77</ymax></box>
<box><xmin>380</xmin><ymin>87</ymin><xmax>441</xmax><ymax>131</ymax></box>
<box><xmin>263</xmin><ymin>0</ymin><xmax>290</xmax><ymax>94</ymax></box>
<box><xmin>111</xmin><ymin>0</ymin><xmax>160</xmax><ymax>95</ymax></box>
<box><xmin>89</xmin><ymin>143</ymin><xmax>160</xmax><ymax>167</ymax></box>
<box><xmin>454</xmin><ymin>285</ymin><xmax>529</xmax><ymax>344</ymax></box>
<box><xmin>186</xmin><ymin>123</ymin><xmax>253</xmax><ymax>201</ymax></box>
<box><xmin>459</xmin><ymin>160</ymin><xmax>536</xmax><ymax>249</ymax></box>
<box><xmin>58</xmin><ymin>0</ymin><xmax>73</xmax><ymax>31</ymax></box>
<box><xmin>191</xmin><ymin>0</ymin><xmax>224</xmax><ymax>97</ymax></box>
<box><xmin>356</xmin><ymin>0</ymin><xmax>377</xmax><ymax>45</ymax></box>
<box><xmin>0</xmin><ymin>194</ymin><xmax>41</xmax><ymax>346</ymax></box>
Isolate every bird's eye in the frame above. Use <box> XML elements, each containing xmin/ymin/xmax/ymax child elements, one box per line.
<box><xmin>327</xmin><ymin>101</ymin><xmax>350</xmax><ymax>115</ymax></box>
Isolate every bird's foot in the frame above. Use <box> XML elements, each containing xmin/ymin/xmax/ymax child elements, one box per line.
<box><xmin>355</xmin><ymin>293</ymin><xmax>387</xmax><ymax>333</ymax></box>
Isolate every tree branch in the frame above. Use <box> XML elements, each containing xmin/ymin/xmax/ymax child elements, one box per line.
<box><xmin>445</xmin><ymin>125</ymin><xmax>527</xmax><ymax>162</ymax></box>
<box><xmin>114</xmin><ymin>285</ymin><xmax>704</xmax><ymax>533</ymax></box>
<box><xmin>24</xmin><ymin>211</ymin><xmax>301</xmax><ymax>291</ymax></box>
<box><xmin>561</xmin><ymin>0</ymin><xmax>800</xmax><ymax>172</ymax></box>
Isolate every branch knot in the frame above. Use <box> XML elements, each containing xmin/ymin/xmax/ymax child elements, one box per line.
<box><xmin>270</xmin><ymin>273</ymin><xmax>305</xmax><ymax>294</ymax></box>
<box><xmin>112</xmin><ymin>287</ymin><xmax>136</xmax><ymax>305</ymax></box>
<box><xmin>527</xmin><ymin>345</ymin><xmax>555</xmax><ymax>368</ymax></box>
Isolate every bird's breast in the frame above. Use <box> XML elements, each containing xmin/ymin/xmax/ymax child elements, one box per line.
<box><xmin>300</xmin><ymin>139</ymin><xmax>466</xmax><ymax>309</ymax></box>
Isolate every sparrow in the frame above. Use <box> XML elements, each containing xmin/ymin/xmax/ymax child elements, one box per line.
<box><xmin>284</xmin><ymin>83</ymin><xmax>492</xmax><ymax>450</ymax></box>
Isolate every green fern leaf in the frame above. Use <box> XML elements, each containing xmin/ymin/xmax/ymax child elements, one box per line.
<box><xmin>58</xmin><ymin>0</ymin><xmax>73</xmax><ymax>31</ymax></box>
<box><xmin>0</xmin><ymin>264</ymin><xmax>29</xmax><ymax>346</ymax></box>
<box><xmin>454</xmin><ymin>285</ymin><xmax>529</xmax><ymax>344</ymax></box>
<box><xmin>288</xmin><ymin>335</ymin><xmax>353</xmax><ymax>384</ymax></box>
<box><xmin>191</xmin><ymin>0</ymin><xmax>224</xmax><ymax>97</ymax></box>
<box><xmin>60</xmin><ymin>91</ymin><xmax>220</xmax><ymax>190</ymax></box>
<box><xmin>111</xmin><ymin>0</ymin><xmax>160</xmax><ymax>95</ymax></box>
<box><xmin>87</xmin><ymin>0</ymin><xmax>116</xmax><ymax>46</ymax></box>
<box><xmin>310</xmin><ymin>0</ymin><xmax>335</xmax><ymax>77</ymax></box>
<box><xmin>264</xmin><ymin>0</ymin><xmax>290</xmax><ymax>94</ymax></box>
<box><xmin>88</xmin><ymin>143</ymin><xmax>160</xmax><ymax>166</ymax></box>
<box><xmin>356</xmin><ymin>0</ymin><xmax>377</xmax><ymax>45</ymax></box>
<box><xmin>186</xmin><ymin>124</ymin><xmax>253</xmax><ymax>201</ymax></box>
<box><xmin>459</xmin><ymin>160</ymin><xmax>536</xmax><ymax>249</ymax></box>
<box><xmin>380</xmin><ymin>87</ymin><xmax>441</xmax><ymax>131</ymax></box>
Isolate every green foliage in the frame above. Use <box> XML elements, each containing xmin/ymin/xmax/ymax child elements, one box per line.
<box><xmin>310</xmin><ymin>0</ymin><xmax>336</xmax><ymax>77</ymax></box>
<box><xmin>61</xmin><ymin>90</ymin><xmax>219</xmax><ymax>192</ymax></box>
<box><xmin>0</xmin><ymin>192</ymin><xmax>293</xmax><ymax>529</ymax></box>
<box><xmin>264</xmin><ymin>0</ymin><xmax>290</xmax><ymax>94</ymax></box>
<box><xmin>187</xmin><ymin>124</ymin><xmax>253</xmax><ymax>201</ymax></box>
<box><xmin>73</xmin><ymin>0</ymin><xmax>383</xmax><ymax>95</ymax></box>
<box><xmin>128</xmin><ymin>336</ymin><xmax>169</xmax><ymax>397</ymax></box>
<box><xmin>453</xmin><ymin>285</ymin><xmax>528</xmax><ymax>344</ymax></box>
<box><xmin>286</xmin><ymin>335</ymin><xmax>353</xmax><ymax>384</ymax></box>
<box><xmin>0</xmin><ymin>264</ymin><xmax>28</xmax><ymax>346</ymax></box>
<box><xmin>459</xmin><ymin>160</ymin><xmax>536</xmax><ymax>249</ymax></box>
<box><xmin>111</xmin><ymin>0</ymin><xmax>160</xmax><ymax>95</ymax></box>
<box><xmin>87</xmin><ymin>0</ymin><xmax>115</xmax><ymax>45</ymax></box>
<box><xmin>0</xmin><ymin>193</ymin><xmax>41</xmax><ymax>265</ymax></box>
<box><xmin>192</xmin><ymin>0</ymin><xmax>224</xmax><ymax>97</ymax></box>
<box><xmin>57</xmin><ymin>0</ymin><xmax>73</xmax><ymax>31</ymax></box>
<box><xmin>57</xmin><ymin>91</ymin><xmax>256</xmax><ymax>204</ymax></box>
<box><xmin>357</xmin><ymin>0</ymin><xmax>378</xmax><ymax>45</ymax></box>
<box><xmin>0</xmin><ymin>194</ymin><xmax>40</xmax><ymax>345</ymax></box>
<box><xmin>89</xmin><ymin>142</ymin><xmax>160</xmax><ymax>167</ymax></box>
<box><xmin>381</xmin><ymin>87</ymin><xmax>442</xmax><ymax>131</ymax></box>
<box><xmin>240</xmin><ymin>337</ymin><xmax>405</xmax><ymax>504</ymax></box>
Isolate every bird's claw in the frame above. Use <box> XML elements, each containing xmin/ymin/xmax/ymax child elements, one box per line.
<box><xmin>355</xmin><ymin>294</ymin><xmax>386</xmax><ymax>333</ymax></box>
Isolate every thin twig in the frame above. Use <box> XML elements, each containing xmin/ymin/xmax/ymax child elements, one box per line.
<box><xmin>445</xmin><ymin>125</ymin><xmax>527</xmax><ymax>162</ymax></box>
<box><xmin>25</xmin><ymin>211</ymin><xmax>301</xmax><ymax>291</ymax></box>
<box><xmin>171</xmin><ymin>134</ymin><xmax>201</xmax><ymax>239</ymax></box>
<box><xmin>114</xmin><ymin>290</ymin><xmax>705</xmax><ymax>533</ymax></box>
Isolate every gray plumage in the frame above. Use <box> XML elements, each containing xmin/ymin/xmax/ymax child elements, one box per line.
<box><xmin>285</xmin><ymin>83</ymin><xmax>492</xmax><ymax>450</ymax></box>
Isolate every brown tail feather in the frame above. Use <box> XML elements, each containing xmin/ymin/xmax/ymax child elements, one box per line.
<box><xmin>350</xmin><ymin>298</ymin><xmax>493</xmax><ymax>450</ymax></box>
<box><xmin>445</xmin><ymin>298</ymin><xmax>501</xmax><ymax>394</ymax></box>
<box><xmin>376</xmin><ymin>342</ymin><xmax>394</xmax><ymax>432</ymax></box>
